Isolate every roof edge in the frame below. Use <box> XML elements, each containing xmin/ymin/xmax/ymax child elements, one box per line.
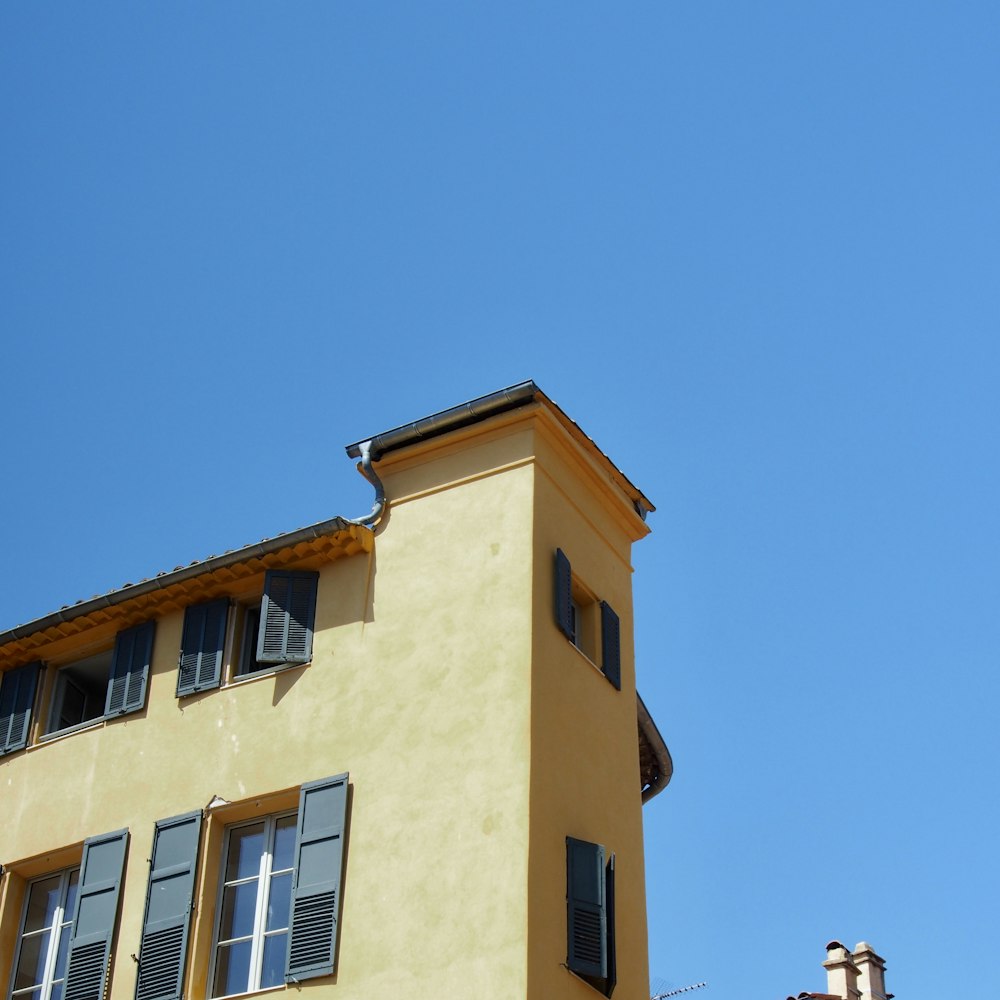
<box><xmin>638</xmin><ymin>691</ymin><xmax>673</xmax><ymax>803</ymax></box>
<box><xmin>345</xmin><ymin>380</ymin><xmax>654</xmax><ymax>517</ymax></box>
<box><xmin>346</xmin><ymin>381</ymin><xmax>539</xmax><ymax>460</ymax></box>
<box><xmin>0</xmin><ymin>516</ymin><xmax>364</xmax><ymax>648</ymax></box>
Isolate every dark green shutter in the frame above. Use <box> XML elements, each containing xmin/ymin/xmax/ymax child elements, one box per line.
<box><xmin>600</xmin><ymin>602</ymin><xmax>621</xmax><ymax>691</ymax></box>
<box><xmin>566</xmin><ymin>837</ymin><xmax>607</xmax><ymax>981</ymax></box>
<box><xmin>555</xmin><ymin>549</ymin><xmax>574</xmax><ymax>640</ymax></box>
<box><xmin>176</xmin><ymin>600</ymin><xmax>228</xmax><ymax>696</ymax></box>
<box><xmin>257</xmin><ymin>571</ymin><xmax>318</xmax><ymax>665</ymax></box>
<box><xmin>604</xmin><ymin>853</ymin><xmax>617</xmax><ymax>998</ymax></box>
<box><xmin>285</xmin><ymin>772</ymin><xmax>348</xmax><ymax>982</ymax></box>
<box><xmin>0</xmin><ymin>662</ymin><xmax>41</xmax><ymax>754</ymax></box>
<box><xmin>106</xmin><ymin>622</ymin><xmax>155</xmax><ymax>716</ymax></box>
<box><xmin>135</xmin><ymin>812</ymin><xmax>202</xmax><ymax>1000</ymax></box>
<box><xmin>64</xmin><ymin>828</ymin><xmax>129</xmax><ymax>1000</ymax></box>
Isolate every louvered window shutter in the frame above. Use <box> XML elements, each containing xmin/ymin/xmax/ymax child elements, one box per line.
<box><xmin>600</xmin><ymin>602</ymin><xmax>621</xmax><ymax>691</ymax></box>
<box><xmin>106</xmin><ymin>622</ymin><xmax>155</xmax><ymax>716</ymax></box>
<box><xmin>285</xmin><ymin>772</ymin><xmax>349</xmax><ymax>982</ymax></box>
<box><xmin>176</xmin><ymin>600</ymin><xmax>228</xmax><ymax>696</ymax></box>
<box><xmin>64</xmin><ymin>828</ymin><xmax>129</xmax><ymax>1000</ymax></box>
<box><xmin>555</xmin><ymin>549</ymin><xmax>574</xmax><ymax>640</ymax></box>
<box><xmin>604</xmin><ymin>853</ymin><xmax>617</xmax><ymax>997</ymax></box>
<box><xmin>566</xmin><ymin>837</ymin><xmax>607</xmax><ymax>981</ymax></box>
<box><xmin>135</xmin><ymin>812</ymin><xmax>202</xmax><ymax>1000</ymax></box>
<box><xmin>0</xmin><ymin>661</ymin><xmax>41</xmax><ymax>755</ymax></box>
<box><xmin>257</xmin><ymin>571</ymin><xmax>318</xmax><ymax>665</ymax></box>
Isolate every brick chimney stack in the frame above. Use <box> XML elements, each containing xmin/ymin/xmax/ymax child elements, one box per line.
<box><xmin>822</xmin><ymin>940</ymin><xmax>860</xmax><ymax>1000</ymax></box>
<box><xmin>853</xmin><ymin>942</ymin><xmax>888</xmax><ymax>1000</ymax></box>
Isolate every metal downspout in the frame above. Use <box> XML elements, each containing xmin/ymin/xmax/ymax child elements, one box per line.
<box><xmin>345</xmin><ymin>440</ymin><xmax>386</xmax><ymax>527</ymax></box>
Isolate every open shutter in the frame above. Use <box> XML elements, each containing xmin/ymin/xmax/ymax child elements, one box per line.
<box><xmin>106</xmin><ymin>622</ymin><xmax>155</xmax><ymax>716</ymax></box>
<box><xmin>64</xmin><ymin>828</ymin><xmax>129</xmax><ymax>1000</ymax></box>
<box><xmin>135</xmin><ymin>812</ymin><xmax>202</xmax><ymax>1000</ymax></box>
<box><xmin>0</xmin><ymin>661</ymin><xmax>41</xmax><ymax>754</ymax></box>
<box><xmin>600</xmin><ymin>602</ymin><xmax>621</xmax><ymax>691</ymax></box>
<box><xmin>555</xmin><ymin>549</ymin><xmax>574</xmax><ymax>640</ymax></box>
<box><xmin>285</xmin><ymin>772</ymin><xmax>348</xmax><ymax>982</ymax></box>
<box><xmin>257</xmin><ymin>571</ymin><xmax>318</xmax><ymax>665</ymax></box>
<box><xmin>176</xmin><ymin>600</ymin><xmax>228</xmax><ymax>696</ymax></box>
<box><xmin>566</xmin><ymin>837</ymin><xmax>607</xmax><ymax>981</ymax></box>
<box><xmin>604</xmin><ymin>853</ymin><xmax>617</xmax><ymax>997</ymax></box>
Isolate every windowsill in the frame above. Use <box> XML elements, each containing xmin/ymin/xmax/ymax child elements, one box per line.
<box><xmin>38</xmin><ymin>717</ymin><xmax>106</xmax><ymax>744</ymax></box>
<box><xmin>565</xmin><ymin>637</ymin><xmax>609</xmax><ymax>681</ymax></box>
<box><xmin>211</xmin><ymin>983</ymin><xmax>290</xmax><ymax>1000</ymax></box>
<box><xmin>566</xmin><ymin>968</ymin><xmax>612</xmax><ymax>997</ymax></box>
<box><xmin>226</xmin><ymin>659</ymin><xmax>310</xmax><ymax>688</ymax></box>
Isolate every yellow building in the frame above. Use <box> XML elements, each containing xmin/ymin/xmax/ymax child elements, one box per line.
<box><xmin>0</xmin><ymin>383</ymin><xmax>672</xmax><ymax>1000</ymax></box>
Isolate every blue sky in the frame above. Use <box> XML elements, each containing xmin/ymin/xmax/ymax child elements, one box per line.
<box><xmin>2</xmin><ymin>4</ymin><xmax>998</xmax><ymax>998</ymax></box>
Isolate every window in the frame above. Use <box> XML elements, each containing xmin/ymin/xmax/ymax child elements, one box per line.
<box><xmin>7</xmin><ymin>830</ymin><xmax>129</xmax><ymax>1000</ymax></box>
<box><xmin>9</xmin><ymin>868</ymin><xmax>79</xmax><ymax>1000</ymax></box>
<box><xmin>43</xmin><ymin>622</ymin><xmax>155</xmax><ymax>737</ymax></box>
<box><xmin>566</xmin><ymin>837</ymin><xmax>616</xmax><ymax>997</ymax></box>
<box><xmin>175</xmin><ymin>571</ymin><xmax>318</xmax><ymax>696</ymax></box>
<box><xmin>48</xmin><ymin>650</ymin><xmax>111</xmax><ymax>733</ymax></box>
<box><xmin>212</xmin><ymin>813</ymin><xmax>297</xmax><ymax>996</ymax></box>
<box><xmin>199</xmin><ymin>773</ymin><xmax>348</xmax><ymax>997</ymax></box>
<box><xmin>554</xmin><ymin>549</ymin><xmax>622</xmax><ymax>690</ymax></box>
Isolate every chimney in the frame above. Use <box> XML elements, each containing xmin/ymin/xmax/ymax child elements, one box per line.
<box><xmin>822</xmin><ymin>941</ymin><xmax>860</xmax><ymax>1000</ymax></box>
<box><xmin>853</xmin><ymin>942</ymin><xmax>888</xmax><ymax>1000</ymax></box>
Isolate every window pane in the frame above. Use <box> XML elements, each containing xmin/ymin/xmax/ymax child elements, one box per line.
<box><xmin>11</xmin><ymin>989</ymin><xmax>43</xmax><ymax>1000</ymax></box>
<box><xmin>53</xmin><ymin>921</ymin><xmax>72</xmax><ymax>983</ymax></box>
<box><xmin>260</xmin><ymin>933</ymin><xmax>288</xmax><ymax>989</ymax></box>
<box><xmin>226</xmin><ymin>823</ymin><xmax>264</xmax><ymax>882</ymax></box>
<box><xmin>219</xmin><ymin>881</ymin><xmax>259</xmax><ymax>942</ymax></box>
<box><xmin>265</xmin><ymin>872</ymin><xmax>291</xmax><ymax>932</ymax></box>
<box><xmin>14</xmin><ymin>930</ymin><xmax>51</xmax><ymax>990</ymax></box>
<box><xmin>272</xmin><ymin>816</ymin><xmax>296</xmax><ymax>872</ymax></box>
<box><xmin>24</xmin><ymin>877</ymin><xmax>61</xmax><ymax>933</ymax></box>
<box><xmin>213</xmin><ymin>940</ymin><xmax>251</xmax><ymax>998</ymax></box>
<box><xmin>64</xmin><ymin>870</ymin><xmax>80</xmax><ymax>921</ymax></box>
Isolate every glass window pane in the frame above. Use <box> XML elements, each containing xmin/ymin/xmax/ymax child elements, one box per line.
<box><xmin>218</xmin><ymin>881</ymin><xmax>259</xmax><ymax>942</ymax></box>
<box><xmin>260</xmin><ymin>933</ymin><xmax>288</xmax><ymax>989</ymax></box>
<box><xmin>213</xmin><ymin>940</ymin><xmax>251</xmax><ymax>998</ymax></box>
<box><xmin>14</xmin><ymin>930</ymin><xmax>51</xmax><ymax>991</ymax></box>
<box><xmin>11</xmin><ymin>989</ymin><xmax>43</xmax><ymax>1000</ymax></box>
<box><xmin>272</xmin><ymin>816</ymin><xmax>296</xmax><ymax>873</ymax></box>
<box><xmin>225</xmin><ymin>823</ymin><xmax>264</xmax><ymax>882</ymax></box>
<box><xmin>265</xmin><ymin>872</ymin><xmax>291</xmax><ymax>932</ymax></box>
<box><xmin>53</xmin><ymin>921</ymin><xmax>72</xmax><ymax>982</ymax></box>
<box><xmin>24</xmin><ymin>877</ymin><xmax>61</xmax><ymax>933</ymax></box>
<box><xmin>64</xmin><ymin>870</ymin><xmax>80</xmax><ymax>922</ymax></box>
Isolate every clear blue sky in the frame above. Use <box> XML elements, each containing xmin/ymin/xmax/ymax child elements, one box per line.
<box><xmin>3</xmin><ymin>4</ymin><xmax>998</xmax><ymax>998</ymax></box>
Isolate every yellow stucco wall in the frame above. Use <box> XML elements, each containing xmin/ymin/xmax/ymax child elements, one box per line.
<box><xmin>0</xmin><ymin>403</ymin><xmax>656</xmax><ymax>1000</ymax></box>
<box><xmin>526</xmin><ymin>413</ymin><xmax>652</xmax><ymax>1000</ymax></box>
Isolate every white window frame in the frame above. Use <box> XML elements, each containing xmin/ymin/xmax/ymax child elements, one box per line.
<box><xmin>9</xmin><ymin>867</ymin><xmax>80</xmax><ymax>1000</ymax></box>
<box><xmin>210</xmin><ymin>811</ymin><xmax>296</xmax><ymax>998</ymax></box>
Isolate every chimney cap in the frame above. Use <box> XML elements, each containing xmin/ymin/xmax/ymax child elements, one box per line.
<box><xmin>825</xmin><ymin>940</ymin><xmax>847</xmax><ymax>953</ymax></box>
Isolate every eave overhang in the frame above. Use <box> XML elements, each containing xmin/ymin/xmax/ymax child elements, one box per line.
<box><xmin>0</xmin><ymin>518</ymin><xmax>372</xmax><ymax>664</ymax></box>
<box><xmin>637</xmin><ymin>691</ymin><xmax>673</xmax><ymax>803</ymax></box>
